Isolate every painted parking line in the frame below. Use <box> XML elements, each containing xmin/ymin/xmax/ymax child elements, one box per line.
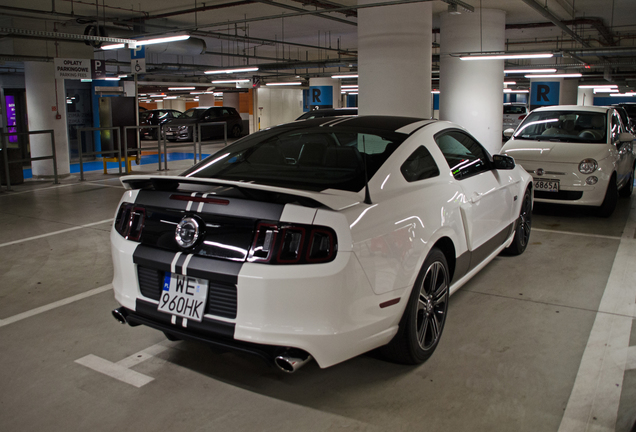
<box><xmin>0</xmin><ymin>218</ymin><xmax>114</xmax><ymax>249</ymax></box>
<box><xmin>0</xmin><ymin>284</ymin><xmax>112</xmax><ymax>328</ymax></box>
<box><xmin>558</xmin><ymin>206</ymin><xmax>636</xmax><ymax>431</ymax></box>
<box><xmin>533</xmin><ymin>228</ymin><xmax>621</xmax><ymax>240</ymax></box>
<box><xmin>626</xmin><ymin>345</ymin><xmax>636</xmax><ymax>371</ymax></box>
<box><xmin>75</xmin><ymin>341</ymin><xmax>177</xmax><ymax>388</ymax></box>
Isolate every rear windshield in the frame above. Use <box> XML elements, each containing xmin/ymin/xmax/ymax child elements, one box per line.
<box><xmin>513</xmin><ymin>110</ymin><xmax>607</xmax><ymax>143</ymax></box>
<box><xmin>504</xmin><ymin>105</ymin><xmax>527</xmax><ymax>115</ymax></box>
<box><xmin>183</xmin><ymin>126</ymin><xmax>406</xmax><ymax>192</ymax></box>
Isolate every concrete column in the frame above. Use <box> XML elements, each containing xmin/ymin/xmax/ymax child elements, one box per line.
<box><xmin>578</xmin><ymin>88</ymin><xmax>594</xmax><ymax>106</ymax></box>
<box><xmin>198</xmin><ymin>94</ymin><xmax>215</xmax><ymax>106</ymax></box>
<box><xmin>163</xmin><ymin>98</ymin><xmax>186</xmax><ymax>112</ymax></box>
<box><xmin>223</xmin><ymin>92</ymin><xmax>240</xmax><ymax>110</ymax></box>
<box><xmin>308</xmin><ymin>78</ymin><xmax>341</xmax><ymax>110</ymax></box>
<box><xmin>24</xmin><ymin>61</ymin><xmax>70</xmax><ymax>177</ymax></box>
<box><xmin>358</xmin><ymin>0</ymin><xmax>432</xmax><ymax>117</ymax></box>
<box><xmin>440</xmin><ymin>9</ymin><xmax>506</xmax><ymax>154</ymax></box>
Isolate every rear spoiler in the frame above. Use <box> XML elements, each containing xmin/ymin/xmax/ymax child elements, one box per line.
<box><xmin>120</xmin><ymin>175</ymin><xmax>363</xmax><ymax>211</ymax></box>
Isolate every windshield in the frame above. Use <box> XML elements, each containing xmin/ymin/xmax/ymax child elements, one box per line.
<box><xmin>179</xmin><ymin>109</ymin><xmax>206</xmax><ymax>119</ymax></box>
<box><xmin>513</xmin><ymin>110</ymin><xmax>607</xmax><ymax>143</ymax></box>
<box><xmin>182</xmin><ymin>126</ymin><xmax>406</xmax><ymax>192</ymax></box>
<box><xmin>504</xmin><ymin>105</ymin><xmax>526</xmax><ymax>115</ymax></box>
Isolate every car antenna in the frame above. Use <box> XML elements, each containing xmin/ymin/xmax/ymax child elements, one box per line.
<box><xmin>362</xmin><ymin>135</ymin><xmax>372</xmax><ymax>205</ymax></box>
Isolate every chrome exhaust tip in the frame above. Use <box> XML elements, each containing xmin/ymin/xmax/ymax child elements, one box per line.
<box><xmin>112</xmin><ymin>308</ymin><xmax>127</xmax><ymax>324</ymax></box>
<box><xmin>274</xmin><ymin>351</ymin><xmax>313</xmax><ymax>373</ymax></box>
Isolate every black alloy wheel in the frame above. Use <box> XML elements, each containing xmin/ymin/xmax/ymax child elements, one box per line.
<box><xmin>381</xmin><ymin>248</ymin><xmax>449</xmax><ymax>365</ymax></box>
<box><xmin>504</xmin><ymin>186</ymin><xmax>532</xmax><ymax>255</ymax></box>
<box><xmin>231</xmin><ymin>125</ymin><xmax>242</xmax><ymax>138</ymax></box>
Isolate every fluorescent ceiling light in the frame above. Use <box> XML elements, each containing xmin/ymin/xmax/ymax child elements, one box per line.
<box><xmin>594</xmin><ymin>89</ymin><xmax>619</xmax><ymax>93</ymax></box>
<box><xmin>578</xmin><ymin>84</ymin><xmax>618</xmax><ymax>89</ymax></box>
<box><xmin>118</xmin><ymin>74</ymin><xmax>128</xmax><ymax>78</ymax></box>
<box><xmin>205</xmin><ymin>67</ymin><xmax>259</xmax><ymax>74</ymax></box>
<box><xmin>104</xmin><ymin>77</ymin><xmax>120</xmax><ymax>81</ymax></box>
<box><xmin>211</xmin><ymin>79</ymin><xmax>250</xmax><ymax>84</ymax></box>
<box><xmin>163</xmin><ymin>96</ymin><xmax>177</xmax><ymax>99</ymax></box>
<box><xmin>525</xmin><ymin>73</ymin><xmax>582</xmax><ymax>78</ymax></box>
<box><xmin>150</xmin><ymin>94</ymin><xmax>165</xmax><ymax>98</ymax></box>
<box><xmin>214</xmin><ymin>92</ymin><xmax>223</xmax><ymax>96</ymax></box>
<box><xmin>81</xmin><ymin>79</ymin><xmax>92</xmax><ymax>82</ymax></box>
<box><xmin>266</xmin><ymin>82</ymin><xmax>302</xmax><ymax>86</ymax></box>
<box><xmin>332</xmin><ymin>74</ymin><xmax>358</xmax><ymax>79</ymax></box>
<box><xmin>168</xmin><ymin>87</ymin><xmax>195</xmax><ymax>90</ymax></box>
<box><xmin>504</xmin><ymin>89</ymin><xmax>530</xmax><ymax>93</ymax></box>
<box><xmin>431</xmin><ymin>90</ymin><xmax>440</xmax><ymax>94</ymax></box>
<box><xmin>347</xmin><ymin>92</ymin><xmax>358</xmax><ymax>95</ymax></box>
<box><xmin>504</xmin><ymin>81</ymin><xmax>517</xmax><ymax>86</ymax></box>
<box><xmin>461</xmin><ymin>53</ymin><xmax>553</xmax><ymax>61</ymax></box>
<box><xmin>342</xmin><ymin>85</ymin><xmax>358</xmax><ymax>89</ymax></box>
<box><xmin>102</xmin><ymin>34</ymin><xmax>190</xmax><ymax>50</ymax></box>
<box><xmin>190</xmin><ymin>91</ymin><xmax>203</xmax><ymax>95</ymax></box>
<box><xmin>505</xmin><ymin>68</ymin><xmax>557</xmax><ymax>74</ymax></box>
<box><xmin>610</xmin><ymin>93</ymin><xmax>636</xmax><ymax>97</ymax></box>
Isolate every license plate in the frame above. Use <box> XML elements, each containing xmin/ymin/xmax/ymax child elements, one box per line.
<box><xmin>158</xmin><ymin>273</ymin><xmax>208</xmax><ymax>322</ymax></box>
<box><xmin>166</xmin><ymin>131</ymin><xmax>175</xmax><ymax>136</ymax></box>
<box><xmin>534</xmin><ymin>179</ymin><xmax>559</xmax><ymax>192</ymax></box>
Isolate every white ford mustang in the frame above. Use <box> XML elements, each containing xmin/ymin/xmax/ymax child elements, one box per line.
<box><xmin>501</xmin><ymin>105</ymin><xmax>635</xmax><ymax>217</ymax></box>
<box><xmin>111</xmin><ymin>116</ymin><xmax>532</xmax><ymax>372</ymax></box>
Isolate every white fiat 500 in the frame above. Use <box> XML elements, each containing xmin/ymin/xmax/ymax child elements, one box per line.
<box><xmin>111</xmin><ymin>116</ymin><xmax>532</xmax><ymax>372</ymax></box>
<box><xmin>502</xmin><ymin>105</ymin><xmax>635</xmax><ymax>217</ymax></box>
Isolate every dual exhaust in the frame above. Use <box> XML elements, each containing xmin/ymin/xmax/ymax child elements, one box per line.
<box><xmin>112</xmin><ymin>308</ymin><xmax>313</xmax><ymax>373</ymax></box>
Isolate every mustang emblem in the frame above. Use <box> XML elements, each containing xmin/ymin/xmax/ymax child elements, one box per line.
<box><xmin>175</xmin><ymin>217</ymin><xmax>201</xmax><ymax>248</ymax></box>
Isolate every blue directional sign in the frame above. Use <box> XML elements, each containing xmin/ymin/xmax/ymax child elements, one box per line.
<box><xmin>531</xmin><ymin>81</ymin><xmax>560</xmax><ymax>107</ymax></box>
<box><xmin>130</xmin><ymin>46</ymin><xmax>145</xmax><ymax>59</ymax></box>
<box><xmin>308</xmin><ymin>86</ymin><xmax>333</xmax><ymax>109</ymax></box>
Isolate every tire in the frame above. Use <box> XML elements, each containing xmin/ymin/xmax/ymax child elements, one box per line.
<box><xmin>503</xmin><ymin>186</ymin><xmax>532</xmax><ymax>256</ymax></box>
<box><xmin>619</xmin><ymin>167</ymin><xmax>634</xmax><ymax>198</ymax></box>
<box><xmin>231</xmin><ymin>125</ymin><xmax>242</xmax><ymax>138</ymax></box>
<box><xmin>597</xmin><ymin>175</ymin><xmax>618</xmax><ymax>217</ymax></box>
<box><xmin>380</xmin><ymin>248</ymin><xmax>450</xmax><ymax>365</ymax></box>
<box><xmin>163</xmin><ymin>331</ymin><xmax>181</xmax><ymax>341</ymax></box>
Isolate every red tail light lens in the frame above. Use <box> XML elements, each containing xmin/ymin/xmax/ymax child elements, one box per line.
<box><xmin>248</xmin><ymin>222</ymin><xmax>337</xmax><ymax>264</ymax></box>
<box><xmin>114</xmin><ymin>203</ymin><xmax>146</xmax><ymax>242</ymax></box>
<box><xmin>518</xmin><ymin>114</ymin><xmax>527</xmax><ymax>120</ymax></box>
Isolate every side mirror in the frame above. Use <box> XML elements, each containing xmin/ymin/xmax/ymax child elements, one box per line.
<box><xmin>493</xmin><ymin>154</ymin><xmax>515</xmax><ymax>170</ymax></box>
<box><xmin>619</xmin><ymin>132</ymin><xmax>634</xmax><ymax>143</ymax></box>
<box><xmin>503</xmin><ymin>128</ymin><xmax>515</xmax><ymax>138</ymax></box>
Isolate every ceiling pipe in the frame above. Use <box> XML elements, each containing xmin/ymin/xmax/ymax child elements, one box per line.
<box><xmin>518</xmin><ymin>0</ymin><xmax>591</xmax><ymax>48</ymax></box>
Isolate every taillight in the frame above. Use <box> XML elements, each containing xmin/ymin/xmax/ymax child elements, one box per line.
<box><xmin>114</xmin><ymin>202</ymin><xmax>146</xmax><ymax>241</ymax></box>
<box><xmin>518</xmin><ymin>114</ymin><xmax>527</xmax><ymax>120</ymax></box>
<box><xmin>248</xmin><ymin>222</ymin><xmax>337</xmax><ymax>264</ymax></box>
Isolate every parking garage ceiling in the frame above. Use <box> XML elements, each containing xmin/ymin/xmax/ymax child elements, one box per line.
<box><xmin>0</xmin><ymin>0</ymin><xmax>635</xmax><ymax>92</ymax></box>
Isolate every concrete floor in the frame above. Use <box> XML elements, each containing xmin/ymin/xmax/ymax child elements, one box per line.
<box><xmin>1</xmin><ymin>152</ymin><xmax>635</xmax><ymax>431</ymax></box>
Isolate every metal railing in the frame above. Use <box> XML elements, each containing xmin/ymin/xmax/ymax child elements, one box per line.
<box><xmin>162</xmin><ymin>125</ymin><xmax>197</xmax><ymax>171</ymax></box>
<box><xmin>123</xmin><ymin>125</ymin><xmax>163</xmax><ymax>174</ymax></box>
<box><xmin>1</xmin><ymin>130</ymin><xmax>58</xmax><ymax>191</ymax></box>
<box><xmin>196</xmin><ymin>122</ymin><xmax>228</xmax><ymax>162</ymax></box>
<box><xmin>77</xmin><ymin>126</ymin><xmax>122</xmax><ymax>181</ymax></box>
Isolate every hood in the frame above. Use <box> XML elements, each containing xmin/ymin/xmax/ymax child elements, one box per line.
<box><xmin>501</xmin><ymin>138</ymin><xmax>611</xmax><ymax>163</ymax></box>
<box><xmin>120</xmin><ymin>175</ymin><xmax>363</xmax><ymax>212</ymax></box>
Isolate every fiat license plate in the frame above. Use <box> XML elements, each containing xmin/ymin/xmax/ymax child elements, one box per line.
<box><xmin>158</xmin><ymin>273</ymin><xmax>208</xmax><ymax>322</ymax></box>
<box><xmin>534</xmin><ymin>179</ymin><xmax>559</xmax><ymax>193</ymax></box>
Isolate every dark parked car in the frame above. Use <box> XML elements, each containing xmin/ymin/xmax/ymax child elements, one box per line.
<box><xmin>165</xmin><ymin>106</ymin><xmax>243</xmax><ymax>141</ymax></box>
<box><xmin>615</xmin><ymin>103</ymin><xmax>636</xmax><ymax>123</ymax></box>
<box><xmin>614</xmin><ymin>105</ymin><xmax>636</xmax><ymax>134</ymax></box>
<box><xmin>139</xmin><ymin>109</ymin><xmax>182</xmax><ymax>140</ymax></box>
<box><xmin>296</xmin><ymin>107</ymin><xmax>358</xmax><ymax>120</ymax></box>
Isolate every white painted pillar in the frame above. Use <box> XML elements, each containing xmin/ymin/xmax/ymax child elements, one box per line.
<box><xmin>440</xmin><ymin>9</ymin><xmax>506</xmax><ymax>154</ymax></box>
<box><xmin>578</xmin><ymin>88</ymin><xmax>594</xmax><ymax>106</ymax></box>
<box><xmin>223</xmin><ymin>92</ymin><xmax>240</xmax><ymax>110</ymax></box>
<box><xmin>308</xmin><ymin>78</ymin><xmax>341</xmax><ymax>110</ymax></box>
<box><xmin>198</xmin><ymin>94</ymin><xmax>215</xmax><ymax>106</ymax></box>
<box><xmin>24</xmin><ymin>61</ymin><xmax>70</xmax><ymax>177</ymax></box>
<box><xmin>358</xmin><ymin>0</ymin><xmax>432</xmax><ymax>117</ymax></box>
